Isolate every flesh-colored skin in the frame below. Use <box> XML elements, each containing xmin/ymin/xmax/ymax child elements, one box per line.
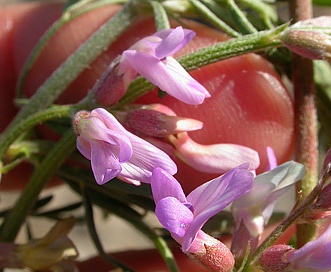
<box><xmin>0</xmin><ymin>3</ymin><xmax>294</xmax><ymax>192</ymax></box>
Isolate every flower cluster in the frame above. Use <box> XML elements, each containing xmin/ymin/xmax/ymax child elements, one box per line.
<box><xmin>2</xmin><ymin>2</ymin><xmax>331</xmax><ymax>272</ymax></box>
<box><xmin>70</xmin><ymin>26</ymin><xmax>331</xmax><ymax>272</ymax></box>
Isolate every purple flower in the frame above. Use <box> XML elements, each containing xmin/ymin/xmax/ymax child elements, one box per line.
<box><xmin>284</xmin><ymin>224</ymin><xmax>331</xmax><ymax>272</ymax></box>
<box><xmin>151</xmin><ymin>165</ymin><xmax>254</xmax><ymax>252</ymax></box>
<box><xmin>118</xmin><ymin>26</ymin><xmax>211</xmax><ymax>105</ymax></box>
<box><xmin>231</xmin><ymin>161</ymin><xmax>305</xmax><ymax>237</ymax></box>
<box><xmin>73</xmin><ymin>108</ymin><xmax>177</xmax><ymax>185</ymax></box>
<box><xmin>230</xmin><ymin>161</ymin><xmax>305</xmax><ymax>259</ymax></box>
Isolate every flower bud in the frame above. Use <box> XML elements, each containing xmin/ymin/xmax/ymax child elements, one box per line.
<box><xmin>188</xmin><ymin>231</ymin><xmax>234</xmax><ymax>272</ymax></box>
<box><xmin>259</xmin><ymin>245</ymin><xmax>293</xmax><ymax>272</ymax></box>
<box><xmin>281</xmin><ymin>29</ymin><xmax>331</xmax><ymax>61</ymax></box>
<box><xmin>92</xmin><ymin>56</ymin><xmax>126</xmax><ymax>106</ymax></box>
<box><xmin>124</xmin><ymin>109</ymin><xmax>203</xmax><ymax>137</ymax></box>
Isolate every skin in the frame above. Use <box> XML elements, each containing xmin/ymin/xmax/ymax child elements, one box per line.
<box><xmin>0</xmin><ymin>3</ymin><xmax>294</xmax><ymax>270</ymax></box>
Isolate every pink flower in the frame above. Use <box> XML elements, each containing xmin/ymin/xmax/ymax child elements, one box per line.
<box><xmin>73</xmin><ymin>108</ymin><xmax>177</xmax><ymax>185</ymax></box>
<box><xmin>118</xmin><ymin>26</ymin><xmax>211</xmax><ymax>105</ymax></box>
<box><xmin>169</xmin><ymin>132</ymin><xmax>260</xmax><ymax>174</ymax></box>
<box><xmin>230</xmin><ymin>161</ymin><xmax>305</xmax><ymax>258</ymax></box>
<box><xmin>232</xmin><ymin>161</ymin><xmax>305</xmax><ymax>237</ymax></box>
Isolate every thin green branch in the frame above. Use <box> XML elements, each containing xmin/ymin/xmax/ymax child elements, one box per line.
<box><xmin>188</xmin><ymin>0</ymin><xmax>240</xmax><ymax>37</ymax></box>
<box><xmin>1</xmin><ymin>1</ymin><xmax>136</xmax><ymax>141</ymax></box>
<box><xmin>0</xmin><ymin>105</ymin><xmax>71</xmax><ymax>160</ymax></box>
<box><xmin>0</xmin><ymin>129</ymin><xmax>76</xmax><ymax>242</ymax></box>
<box><xmin>289</xmin><ymin>0</ymin><xmax>319</xmax><ymax>248</ymax></box>
<box><xmin>16</xmin><ymin>0</ymin><xmax>128</xmax><ymax>97</ymax></box>
<box><xmin>81</xmin><ymin>185</ymin><xmax>134</xmax><ymax>272</ymax></box>
<box><xmin>151</xmin><ymin>1</ymin><xmax>170</xmax><ymax>30</ymax></box>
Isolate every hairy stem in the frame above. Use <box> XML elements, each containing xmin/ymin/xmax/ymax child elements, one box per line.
<box><xmin>289</xmin><ymin>0</ymin><xmax>318</xmax><ymax>247</ymax></box>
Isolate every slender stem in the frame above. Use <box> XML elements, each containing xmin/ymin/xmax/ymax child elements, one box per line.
<box><xmin>227</xmin><ymin>0</ymin><xmax>257</xmax><ymax>34</ymax></box>
<box><xmin>289</xmin><ymin>0</ymin><xmax>319</xmax><ymax>247</ymax></box>
<box><xmin>64</xmin><ymin>170</ymin><xmax>179</xmax><ymax>272</ymax></box>
<box><xmin>188</xmin><ymin>0</ymin><xmax>240</xmax><ymax>37</ymax></box>
<box><xmin>0</xmin><ymin>105</ymin><xmax>71</xmax><ymax>160</ymax></box>
<box><xmin>1</xmin><ymin>1</ymin><xmax>135</xmax><ymax>146</ymax></box>
<box><xmin>16</xmin><ymin>0</ymin><xmax>128</xmax><ymax>98</ymax></box>
<box><xmin>0</xmin><ymin>129</ymin><xmax>76</xmax><ymax>242</ymax></box>
<box><xmin>81</xmin><ymin>186</ymin><xmax>134</xmax><ymax>272</ymax></box>
<box><xmin>151</xmin><ymin>0</ymin><xmax>170</xmax><ymax>31</ymax></box>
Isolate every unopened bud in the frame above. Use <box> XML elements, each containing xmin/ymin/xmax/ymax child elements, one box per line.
<box><xmin>281</xmin><ymin>29</ymin><xmax>331</xmax><ymax>61</ymax></box>
<box><xmin>188</xmin><ymin>231</ymin><xmax>234</xmax><ymax>272</ymax></box>
<box><xmin>259</xmin><ymin>245</ymin><xmax>293</xmax><ymax>272</ymax></box>
<box><xmin>123</xmin><ymin>109</ymin><xmax>203</xmax><ymax>137</ymax></box>
<box><xmin>93</xmin><ymin>56</ymin><xmax>126</xmax><ymax>106</ymax></box>
<box><xmin>72</xmin><ymin>110</ymin><xmax>90</xmax><ymax>136</ymax></box>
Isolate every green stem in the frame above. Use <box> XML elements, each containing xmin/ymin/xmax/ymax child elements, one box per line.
<box><xmin>118</xmin><ymin>24</ymin><xmax>287</xmax><ymax>105</ymax></box>
<box><xmin>289</xmin><ymin>0</ymin><xmax>319</xmax><ymax>248</ymax></box>
<box><xmin>16</xmin><ymin>0</ymin><xmax>128</xmax><ymax>98</ymax></box>
<box><xmin>120</xmin><ymin>213</ymin><xmax>180</xmax><ymax>272</ymax></box>
<box><xmin>188</xmin><ymin>0</ymin><xmax>240</xmax><ymax>37</ymax></box>
<box><xmin>1</xmin><ymin>0</ymin><xmax>136</xmax><ymax>147</ymax></box>
<box><xmin>0</xmin><ymin>105</ymin><xmax>71</xmax><ymax>160</ymax></box>
<box><xmin>227</xmin><ymin>0</ymin><xmax>258</xmax><ymax>34</ymax></box>
<box><xmin>151</xmin><ymin>0</ymin><xmax>170</xmax><ymax>30</ymax></box>
<box><xmin>67</xmin><ymin>174</ymin><xmax>179</xmax><ymax>272</ymax></box>
<box><xmin>81</xmin><ymin>186</ymin><xmax>134</xmax><ymax>272</ymax></box>
<box><xmin>0</xmin><ymin>129</ymin><xmax>76</xmax><ymax>242</ymax></box>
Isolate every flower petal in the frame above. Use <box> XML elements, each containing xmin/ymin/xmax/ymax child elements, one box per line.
<box><xmin>119</xmin><ymin>134</ymin><xmax>177</xmax><ymax>183</ymax></box>
<box><xmin>155</xmin><ymin>197</ymin><xmax>194</xmax><ymax>240</ymax></box>
<box><xmin>81</xmin><ymin>109</ymin><xmax>133</xmax><ymax>162</ymax></box>
<box><xmin>76</xmin><ymin>137</ymin><xmax>91</xmax><ymax>160</ymax></box>
<box><xmin>91</xmin><ymin>108</ymin><xmax>128</xmax><ymax>132</ymax></box>
<box><xmin>182</xmin><ymin>165</ymin><xmax>254</xmax><ymax>251</ymax></box>
<box><xmin>231</xmin><ymin>161</ymin><xmax>305</xmax><ymax>236</ymax></box>
<box><xmin>154</xmin><ymin>26</ymin><xmax>195</xmax><ymax>58</ymax></box>
<box><xmin>172</xmin><ymin>132</ymin><xmax>260</xmax><ymax>173</ymax></box>
<box><xmin>151</xmin><ymin>167</ymin><xmax>186</xmax><ymax>204</ymax></box>
<box><xmin>265</xmin><ymin>146</ymin><xmax>278</xmax><ymax>171</ymax></box>
<box><xmin>122</xmin><ymin>51</ymin><xmax>209</xmax><ymax>105</ymax></box>
<box><xmin>258</xmin><ymin>161</ymin><xmax>305</xmax><ymax>222</ymax></box>
<box><xmin>90</xmin><ymin>141</ymin><xmax>122</xmax><ymax>185</ymax></box>
<box><xmin>286</xmin><ymin>224</ymin><xmax>331</xmax><ymax>271</ymax></box>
